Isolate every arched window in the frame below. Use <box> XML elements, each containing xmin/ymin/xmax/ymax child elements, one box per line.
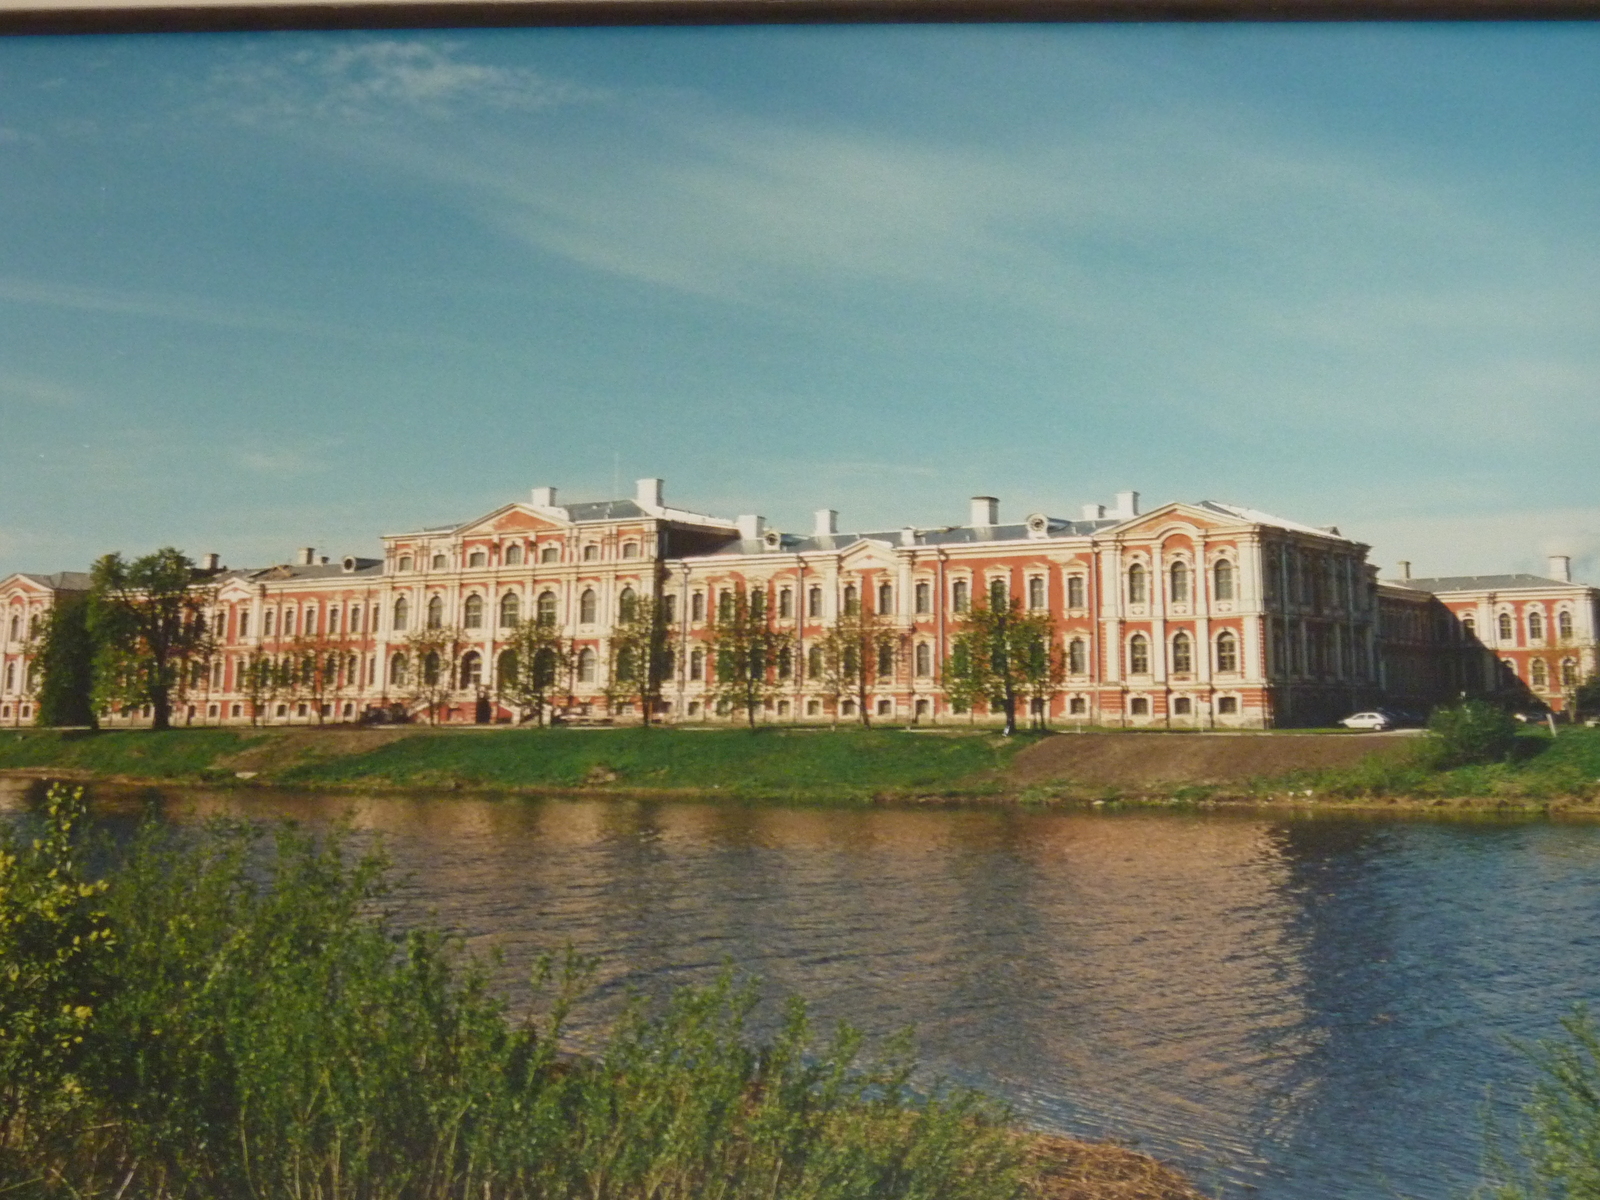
<box><xmin>877</xmin><ymin>642</ymin><xmax>894</xmax><ymax>678</ymax></box>
<box><xmin>750</xmin><ymin>589</ymin><xmax>765</xmax><ymax>617</ymax></box>
<box><xmin>423</xmin><ymin>652</ymin><xmax>441</xmax><ymax>686</ymax></box>
<box><xmin>328</xmin><ymin>606</ymin><xmax>341</xmax><ymax>635</ymax></box>
<box><xmin>504</xmin><ymin>544</ymin><xmax>523</xmax><ymax>566</ymax></box>
<box><xmin>1171</xmin><ymin>631</ymin><xmax>1193</xmax><ymax>674</ymax></box>
<box><xmin>499</xmin><ymin>593</ymin><xmax>520</xmax><ymax>628</ymax></box>
<box><xmin>284</xmin><ymin>608</ymin><xmax>297</xmax><ymax>636</ymax></box>
<box><xmin>1170</xmin><ymin>561</ymin><xmax>1189</xmax><ymax>603</ymax></box>
<box><xmin>1216</xmin><ymin>630</ymin><xmax>1240</xmax><ymax>673</ymax></box>
<box><xmin>622</xmin><ymin>543</ymin><xmax>640</xmax><ymax>559</ymax></box>
<box><xmin>915</xmin><ymin>581</ymin><xmax>931</xmax><ymax>614</ymax></box>
<box><xmin>1067</xmin><ymin>576</ymin><xmax>1086</xmax><ymax>609</ymax></box>
<box><xmin>431</xmin><ymin>554</ymin><xmax>447</xmax><ymax>570</ymax></box>
<box><xmin>577</xmin><ymin>648</ymin><xmax>596</xmax><ymax>683</ymax></box>
<box><xmin>1213</xmin><ymin>560</ymin><xmax>1235</xmax><ymax>602</ymax></box>
<box><xmin>498</xmin><ymin>649</ymin><xmax>518</xmax><ymax>686</ymax></box>
<box><xmin>1498</xmin><ymin>612</ymin><xmax>1514</xmax><ymax>640</ymax></box>
<box><xmin>390</xmin><ymin>653</ymin><xmax>408</xmax><ymax>686</ymax></box>
<box><xmin>463</xmin><ymin>595</ymin><xmax>484</xmax><ymax>629</ymax></box>
<box><xmin>842</xmin><ymin>585</ymin><xmax>859</xmax><ymax>616</ymax></box>
<box><xmin>952</xmin><ymin>580</ymin><xmax>969</xmax><ymax>613</ymax></box>
<box><xmin>583</xmin><ymin>545</ymin><xmax>599</xmax><ymax>562</ymax></box>
<box><xmin>690</xmin><ymin>649</ymin><xmax>705</xmax><ymax>681</ymax></box>
<box><xmin>805</xmin><ymin>645</ymin><xmax>821</xmax><ymax>678</ymax></box>
<box><xmin>691</xmin><ymin>592</ymin><xmax>706</xmax><ymax>622</ymax></box>
<box><xmin>1462</xmin><ymin>616</ymin><xmax>1476</xmax><ymax>640</ymax></box>
<box><xmin>397</xmin><ymin>555</ymin><xmax>413</xmax><ymax>572</ymax></box>
<box><xmin>614</xmin><ymin>646</ymin><xmax>636</xmax><ymax>683</ymax></box>
<box><xmin>1128</xmin><ymin>634</ymin><xmax>1150</xmax><ymax>674</ymax></box>
<box><xmin>537</xmin><ymin>591</ymin><xmax>557</xmax><ymax>625</ymax></box>
<box><xmin>540</xmin><ymin>545</ymin><xmax>559</xmax><ymax>563</ymax></box>
<box><xmin>1028</xmin><ymin>577</ymin><xmax>1046</xmax><ymax>610</ymax></box>
<box><xmin>579</xmin><ymin>589</ymin><xmax>597</xmax><ymax>624</ymax></box>
<box><xmin>4</xmin><ymin>662</ymin><xmax>13</xmax><ymax>691</ymax></box>
<box><xmin>718</xmin><ymin>590</ymin><xmax>735</xmax><ymax>622</ymax></box>
<box><xmin>1127</xmin><ymin>564</ymin><xmax>1147</xmax><ymax>604</ymax></box>
<box><xmin>1068</xmin><ymin>638</ymin><xmax>1087</xmax><ymax>675</ymax></box>
<box><xmin>989</xmin><ymin>578</ymin><xmax>1007</xmax><ymax>608</ymax></box>
<box><xmin>663</xmin><ymin>595</ymin><xmax>678</xmax><ymax>624</ymax></box>
<box><xmin>915</xmin><ymin>642</ymin><xmax>932</xmax><ymax>677</ymax></box>
<box><xmin>1531</xmin><ymin>658</ymin><xmax>1548</xmax><ymax>688</ymax></box>
<box><xmin>779</xmin><ymin>588</ymin><xmax>793</xmax><ymax>618</ymax></box>
<box><xmin>7</xmin><ymin>614</ymin><xmax>17</xmax><ymax>641</ymax></box>
<box><xmin>1528</xmin><ymin>611</ymin><xmax>1545</xmax><ymax>640</ymax></box>
<box><xmin>426</xmin><ymin>595</ymin><xmax>444</xmax><ymax>630</ymax></box>
<box><xmin>777</xmin><ymin>647</ymin><xmax>793</xmax><ymax>679</ymax></box>
<box><xmin>1559</xmin><ymin>610</ymin><xmax>1575</xmax><ymax>638</ymax></box>
<box><xmin>808</xmin><ymin>587</ymin><xmax>823</xmax><ymax>618</ymax></box>
<box><xmin>878</xmin><ymin>582</ymin><xmax>893</xmax><ymax>615</ymax></box>
<box><xmin>467</xmin><ymin>550</ymin><xmax>487</xmax><ymax>568</ymax></box>
<box><xmin>618</xmin><ymin>587</ymin><xmax>637</xmax><ymax>622</ymax></box>
<box><xmin>1563</xmin><ymin>659</ymin><xmax>1579</xmax><ymax>687</ymax></box>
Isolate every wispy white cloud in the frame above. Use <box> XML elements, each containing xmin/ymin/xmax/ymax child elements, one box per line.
<box><xmin>0</xmin><ymin>275</ymin><xmax>343</xmax><ymax>338</ymax></box>
<box><xmin>203</xmin><ymin>40</ymin><xmax>601</xmax><ymax>127</ymax></box>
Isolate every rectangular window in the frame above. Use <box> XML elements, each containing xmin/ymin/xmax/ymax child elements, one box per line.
<box><xmin>1067</xmin><ymin>576</ymin><xmax>1085</xmax><ymax>609</ymax></box>
<box><xmin>914</xmin><ymin>581</ymin><xmax>931</xmax><ymax>614</ymax></box>
<box><xmin>239</xmin><ymin>611</ymin><xmax>250</xmax><ymax>637</ymax></box>
<box><xmin>691</xmin><ymin>592</ymin><xmax>705</xmax><ymax>622</ymax></box>
<box><xmin>808</xmin><ymin>587</ymin><xmax>823</xmax><ymax>618</ymax></box>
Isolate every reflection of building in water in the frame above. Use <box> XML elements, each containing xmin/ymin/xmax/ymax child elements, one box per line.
<box><xmin>4</xmin><ymin>483</ymin><xmax>1594</xmax><ymax>727</ymax></box>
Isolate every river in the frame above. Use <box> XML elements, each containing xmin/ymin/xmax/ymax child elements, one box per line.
<box><xmin>5</xmin><ymin>778</ymin><xmax>1598</xmax><ymax>1199</ymax></box>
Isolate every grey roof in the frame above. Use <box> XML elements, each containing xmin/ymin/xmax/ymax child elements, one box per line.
<box><xmin>19</xmin><ymin>571</ymin><xmax>93</xmax><ymax>591</ymax></box>
<box><xmin>241</xmin><ymin>559</ymin><xmax>385</xmax><ymax>582</ymax></box>
<box><xmin>564</xmin><ymin>499</ymin><xmax>646</xmax><ymax>522</ymax></box>
<box><xmin>1387</xmin><ymin>573</ymin><xmax>1586</xmax><ymax>594</ymax></box>
<box><xmin>708</xmin><ymin>517</ymin><xmax>1121</xmax><ymax>556</ymax></box>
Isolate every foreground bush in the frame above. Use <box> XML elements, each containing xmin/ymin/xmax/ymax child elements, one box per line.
<box><xmin>0</xmin><ymin>786</ymin><xmax>1025</xmax><ymax>1200</ymax></box>
<box><xmin>1481</xmin><ymin>1007</ymin><xmax>1600</xmax><ymax>1200</ymax></box>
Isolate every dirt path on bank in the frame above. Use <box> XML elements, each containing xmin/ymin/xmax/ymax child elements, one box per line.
<box><xmin>1006</xmin><ymin>731</ymin><xmax>1411</xmax><ymax>790</ymax></box>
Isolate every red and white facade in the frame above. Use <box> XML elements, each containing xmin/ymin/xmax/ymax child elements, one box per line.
<box><xmin>1</xmin><ymin>480</ymin><xmax>1592</xmax><ymax>727</ymax></box>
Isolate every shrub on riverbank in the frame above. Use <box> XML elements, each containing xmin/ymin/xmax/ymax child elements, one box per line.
<box><xmin>1481</xmin><ymin>1007</ymin><xmax>1600</xmax><ymax>1200</ymax></box>
<box><xmin>1</xmin><ymin>785</ymin><xmax>1029</xmax><ymax>1200</ymax></box>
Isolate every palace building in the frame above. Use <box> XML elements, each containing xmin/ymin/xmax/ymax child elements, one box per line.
<box><xmin>2</xmin><ymin>479</ymin><xmax>1595</xmax><ymax>728</ymax></box>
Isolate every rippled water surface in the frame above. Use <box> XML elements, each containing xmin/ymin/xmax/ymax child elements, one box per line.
<box><xmin>6</xmin><ymin>779</ymin><xmax>1599</xmax><ymax>1200</ymax></box>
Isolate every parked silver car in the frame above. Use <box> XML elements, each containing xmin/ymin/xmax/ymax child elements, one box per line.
<box><xmin>1340</xmin><ymin>711</ymin><xmax>1393</xmax><ymax>731</ymax></box>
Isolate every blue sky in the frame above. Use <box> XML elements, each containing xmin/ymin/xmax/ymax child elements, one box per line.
<box><xmin>2</xmin><ymin>23</ymin><xmax>1597</xmax><ymax>581</ymax></box>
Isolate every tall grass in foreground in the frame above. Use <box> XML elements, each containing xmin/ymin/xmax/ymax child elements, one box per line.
<box><xmin>1</xmin><ymin>786</ymin><xmax>1024</xmax><ymax>1200</ymax></box>
<box><xmin>1479</xmin><ymin>1007</ymin><xmax>1600</xmax><ymax>1200</ymax></box>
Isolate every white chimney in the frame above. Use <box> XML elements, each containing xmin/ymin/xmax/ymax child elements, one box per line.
<box><xmin>530</xmin><ymin>486</ymin><xmax>557</xmax><ymax>508</ymax></box>
<box><xmin>1114</xmin><ymin>490</ymin><xmax>1140</xmax><ymax>519</ymax></box>
<box><xmin>1398</xmin><ymin>560</ymin><xmax>1411</xmax><ymax>580</ymax></box>
<box><xmin>1081</xmin><ymin>503</ymin><xmax>1106</xmax><ymax>521</ymax></box>
<box><xmin>1549</xmin><ymin>554</ymin><xmax>1572</xmax><ymax>583</ymax></box>
<box><xmin>814</xmin><ymin>509</ymin><xmax>838</xmax><ymax>536</ymax></box>
<box><xmin>900</xmin><ymin>527</ymin><xmax>917</xmax><ymax>546</ymax></box>
<box><xmin>970</xmin><ymin>496</ymin><xmax>999</xmax><ymax>527</ymax></box>
<box><xmin>737</xmin><ymin>514</ymin><xmax>766</xmax><ymax>541</ymax></box>
<box><xmin>635</xmin><ymin>478</ymin><xmax>663</xmax><ymax>509</ymax></box>
<box><xmin>202</xmin><ymin>552</ymin><xmax>220</xmax><ymax>570</ymax></box>
<box><xmin>299</xmin><ymin>547</ymin><xmax>315</xmax><ymax>566</ymax></box>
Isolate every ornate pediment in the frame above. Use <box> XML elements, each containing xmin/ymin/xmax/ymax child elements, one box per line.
<box><xmin>460</xmin><ymin>505</ymin><xmax>568</xmax><ymax>537</ymax></box>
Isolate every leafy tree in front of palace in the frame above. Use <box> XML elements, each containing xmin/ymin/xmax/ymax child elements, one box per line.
<box><xmin>1427</xmin><ymin>699</ymin><xmax>1518</xmax><ymax>767</ymax></box>
<box><xmin>943</xmin><ymin>592</ymin><xmax>1059</xmax><ymax>737</ymax></box>
<box><xmin>88</xmin><ymin>549</ymin><xmax>216</xmax><ymax>731</ymax></box>
<box><xmin>706</xmin><ymin>586</ymin><xmax>791</xmax><ymax>729</ymax></box>
<box><xmin>403</xmin><ymin>626</ymin><xmax>468</xmax><ymax>725</ymax></box>
<box><xmin>237</xmin><ymin>647</ymin><xmax>282</xmax><ymax>726</ymax></box>
<box><xmin>606</xmin><ymin>592</ymin><xmax>672</xmax><ymax>725</ymax></box>
<box><xmin>814</xmin><ymin>604</ymin><xmax>900</xmax><ymax>728</ymax></box>
<box><xmin>497</xmin><ymin>617</ymin><xmax>574</xmax><ymax>725</ymax></box>
<box><xmin>31</xmin><ymin>592</ymin><xmax>96</xmax><ymax>728</ymax></box>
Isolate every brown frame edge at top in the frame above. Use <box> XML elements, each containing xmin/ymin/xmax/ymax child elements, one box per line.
<box><xmin>2</xmin><ymin>0</ymin><xmax>1599</xmax><ymax>30</ymax></box>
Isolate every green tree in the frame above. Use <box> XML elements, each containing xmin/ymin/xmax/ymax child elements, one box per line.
<box><xmin>237</xmin><ymin>647</ymin><xmax>280</xmax><ymax>726</ymax></box>
<box><xmin>88</xmin><ymin>549</ymin><xmax>216</xmax><ymax>732</ymax></box>
<box><xmin>707</xmin><ymin>586</ymin><xmax>791</xmax><ymax>729</ymax></box>
<box><xmin>606</xmin><ymin>592</ymin><xmax>672</xmax><ymax>726</ymax></box>
<box><xmin>943</xmin><ymin>594</ymin><xmax>1059</xmax><ymax>737</ymax></box>
<box><xmin>814</xmin><ymin>606</ymin><xmax>900</xmax><ymax>728</ymax></box>
<box><xmin>497</xmin><ymin>617</ymin><xmax>574</xmax><ymax>725</ymax></box>
<box><xmin>403</xmin><ymin>626</ymin><xmax>468</xmax><ymax>725</ymax></box>
<box><xmin>1426</xmin><ymin>698</ymin><xmax>1519</xmax><ymax>766</ymax></box>
<box><xmin>32</xmin><ymin>592</ymin><xmax>96</xmax><ymax>728</ymax></box>
<box><xmin>1575</xmin><ymin>674</ymin><xmax>1600</xmax><ymax>723</ymax></box>
<box><xmin>1482</xmin><ymin>1006</ymin><xmax>1600</xmax><ymax>1200</ymax></box>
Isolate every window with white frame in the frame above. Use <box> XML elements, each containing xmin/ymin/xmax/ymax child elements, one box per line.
<box><xmin>1028</xmin><ymin>577</ymin><xmax>1046</xmax><ymax>610</ymax></box>
<box><xmin>1128</xmin><ymin>633</ymin><xmax>1150</xmax><ymax>674</ymax></box>
<box><xmin>1067</xmin><ymin>575</ymin><xmax>1086</xmax><ymax>609</ymax></box>
<box><xmin>1215</xmin><ymin>630</ymin><xmax>1240</xmax><ymax>673</ymax></box>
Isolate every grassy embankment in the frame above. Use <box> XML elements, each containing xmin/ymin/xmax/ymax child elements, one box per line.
<box><xmin>0</xmin><ymin>785</ymin><xmax>1206</xmax><ymax>1200</ymax></box>
<box><xmin>6</xmin><ymin>722</ymin><xmax>1600</xmax><ymax>809</ymax></box>
<box><xmin>0</xmin><ymin>725</ymin><xmax>1026</xmax><ymax>803</ymax></box>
